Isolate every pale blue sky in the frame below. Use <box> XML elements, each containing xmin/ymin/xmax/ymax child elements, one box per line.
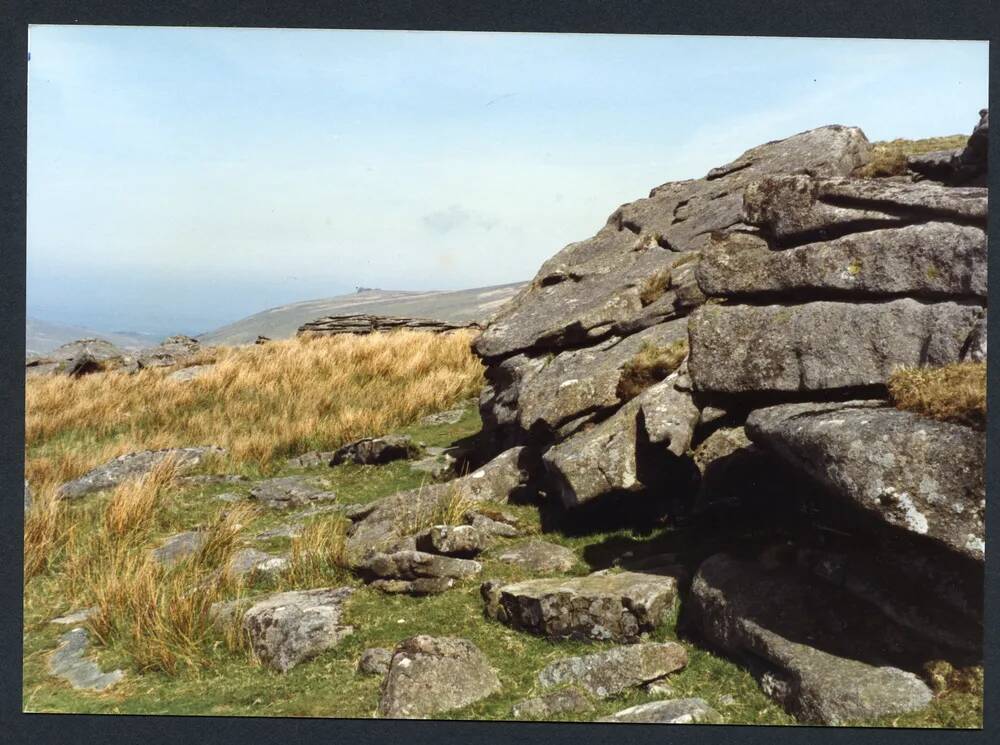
<box><xmin>27</xmin><ymin>27</ymin><xmax>988</xmax><ymax>336</ymax></box>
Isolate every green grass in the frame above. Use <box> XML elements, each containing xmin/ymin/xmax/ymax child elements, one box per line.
<box><xmin>22</xmin><ymin>402</ymin><xmax>981</xmax><ymax>727</ymax></box>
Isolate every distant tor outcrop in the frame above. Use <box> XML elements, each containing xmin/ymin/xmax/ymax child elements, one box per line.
<box><xmin>297</xmin><ymin>314</ymin><xmax>480</xmax><ymax>337</ymax></box>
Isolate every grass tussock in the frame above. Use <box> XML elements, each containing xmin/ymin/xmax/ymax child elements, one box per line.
<box><xmin>24</xmin><ymin>483</ymin><xmax>68</xmax><ymax>580</ymax></box>
<box><xmin>639</xmin><ymin>269</ymin><xmax>672</xmax><ymax>306</ymax></box>
<box><xmin>104</xmin><ymin>457</ymin><xmax>179</xmax><ymax>538</ymax></box>
<box><xmin>854</xmin><ymin>135</ymin><xmax>968</xmax><ymax>178</ymax></box>
<box><xmin>887</xmin><ymin>362</ymin><xmax>985</xmax><ymax>429</ymax></box>
<box><xmin>286</xmin><ymin>515</ymin><xmax>351</xmax><ymax>587</ymax></box>
<box><xmin>26</xmin><ymin>331</ymin><xmax>484</xmax><ymax>474</ymax></box>
<box><xmin>393</xmin><ymin>479</ymin><xmax>478</xmax><ymax>537</ymax></box>
<box><xmin>616</xmin><ymin>339</ymin><xmax>689</xmax><ymax>402</ymax></box>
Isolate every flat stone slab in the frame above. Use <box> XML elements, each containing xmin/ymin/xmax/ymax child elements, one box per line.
<box><xmin>284</xmin><ymin>451</ymin><xmax>337</xmax><ymax>469</ymax></box>
<box><xmin>361</xmin><ymin>550</ymin><xmax>482</xmax><ymax>581</ymax></box>
<box><xmin>414</xmin><ymin>525</ymin><xmax>487</xmax><ymax>557</ymax></box>
<box><xmin>512</xmin><ymin>687</ymin><xmax>594</xmax><ymax>720</ymax></box>
<box><xmin>151</xmin><ymin>531</ymin><xmax>206</xmax><ymax>566</ymax></box>
<box><xmin>242</xmin><ymin>587</ymin><xmax>354</xmax><ymax>672</ymax></box>
<box><xmin>226</xmin><ymin>548</ymin><xmax>289</xmax><ymax>578</ymax></box>
<box><xmin>51</xmin><ymin>607</ymin><xmax>97</xmax><ymax>625</ymax></box>
<box><xmin>688</xmin><ymin>554</ymin><xmax>934</xmax><ymax>725</ymax></box>
<box><xmin>537</xmin><ymin>642</ymin><xmax>688</xmax><ymax>698</ymax></box>
<box><xmin>746</xmin><ymin>402</ymin><xmax>985</xmax><ymax>561</ymax></box>
<box><xmin>166</xmin><ymin>364</ymin><xmax>214</xmax><ymax>382</ymax></box>
<box><xmin>331</xmin><ymin>435</ymin><xmax>420</xmax><ymax>465</ymax></box>
<box><xmin>494</xmin><ymin>540</ymin><xmax>578</xmax><ymax>574</ymax></box>
<box><xmin>248</xmin><ymin>476</ymin><xmax>337</xmax><ymax>510</ymax></box>
<box><xmin>419</xmin><ymin>408</ymin><xmax>465</xmax><ymax>426</ymax></box>
<box><xmin>378</xmin><ymin>635</ymin><xmax>501</xmax><ymax>718</ymax></box>
<box><xmin>688</xmin><ymin>299</ymin><xmax>983</xmax><ymax>395</ymax></box>
<box><xmin>598</xmin><ymin>698</ymin><xmax>722</xmax><ymax>724</ymax></box>
<box><xmin>357</xmin><ymin>647</ymin><xmax>393</xmax><ymax>675</ymax></box>
<box><xmin>48</xmin><ymin>628</ymin><xmax>125</xmax><ymax>691</ymax></box>
<box><xmin>482</xmin><ymin>570</ymin><xmax>677</xmax><ymax>642</ymax></box>
<box><xmin>57</xmin><ymin>446</ymin><xmax>225</xmax><ymax>499</ymax></box>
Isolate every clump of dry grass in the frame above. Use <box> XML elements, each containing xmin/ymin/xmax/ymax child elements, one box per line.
<box><xmin>616</xmin><ymin>339</ymin><xmax>689</xmax><ymax>402</ymax></box>
<box><xmin>26</xmin><ymin>331</ymin><xmax>484</xmax><ymax>475</ymax></box>
<box><xmin>104</xmin><ymin>457</ymin><xmax>179</xmax><ymax>538</ymax></box>
<box><xmin>286</xmin><ymin>516</ymin><xmax>351</xmax><ymax>586</ymax></box>
<box><xmin>392</xmin><ymin>478</ymin><xmax>478</xmax><ymax>537</ymax></box>
<box><xmin>639</xmin><ymin>269</ymin><xmax>672</xmax><ymax>306</ymax></box>
<box><xmin>24</xmin><ymin>483</ymin><xmax>68</xmax><ymax>580</ymax></box>
<box><xmin>887</xmin><ymin>362</ymin><xmax>985</xmax><ymax>429</ymax></box>
<box><xmin>854</xmin><ymin>135</ymin><xmax>968</xmax><ymax>178</ymax></box>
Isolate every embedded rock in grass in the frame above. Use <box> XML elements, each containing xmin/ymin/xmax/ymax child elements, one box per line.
<box><xmin>57</xmin><ymin>446</ymin><xmax>226</xmax><ymax>500</ymax></box>
<box><xmin>537</xmin><ymin>642</ymin><xmax>688</xmax><ymax>698</ymax></box>
<box><xmin>23</xmin><ymin>479</ymin><xmax>31</xmax><ymax>512</ymax></box>
<box><xmin>358</xmin><ymin>647</ymin><xmax>393</xmax><ymax>676</ymax></box>
<box><xmin>688</xmin><ymin>300</ymin><xmax>984</xmax><ymax>396</ymax></box>
<box><xmin>482</xmin><ymin>570</ymin><xmax>677</xmax><ymax>642</ymax></box>
<box><xmin>241</xmin><ymin>587</ymin><xmax>354</xmax><ymax>673</ymax></box>
<box><xmin>377</xmin><ymin>635</ymin><xmax>501</xmax><ymax>718</ymax></box>
<box><xmin>285</xmin><ymin>451</ymin><xmax>338</xmax><ymax>469</ymax></box>
<box><xmin>48</xmin><ymin>628</ymin><xmax>125</xmax><ymax>691</ymax></box>
<box><xmin>598</xmin><ymin>698</ymin><xmax>722</xmax><ymax>724</ymax></box>
<box><xmin>331</xmin><ymin>435</ymin><xmax>421</xmax><ymax>466</ymax></box>
<box><xmin>511</xmin><ymin>687</ymin><xmax>594</xmax><ymax>719</ymax></box>
<box><xmin>51</xmin><ymin>607</ymin><xmax>96</xmax><ymax>625</ymax></box>
<box><xmin>26</xmin><ymin>338</ymin><xmax>126</xmax><ymax>377</ymax></box>
<box><xmin>419</xmin><ymin>408</ymin><xmax>465</xmax><ymax>426</ymax></box>
<box><xmin>151</xmin><ymin>530</ymin><xmax>207</xmax><ymax>567</ymax></box>
<box><xmin>414</xmin><ymin>525</ymin><xmax>487</xmax><ymax>557</ymax></box>
<box><xmin>746</xmin><ymin>402</ymin><xmax>986</xmax><ymax>562</ymax></box>
<box><xmin>255</xmin><ymin>523</ymin><xmax>303</xmax><ymax>541</ymax></box>
<box><xmin>166</xmin><ymin>364</ymin><xmax>214</xmax><ymax>382</ymax></box>
<box><xmin>465</xmin><ymin>511</ymin><xmax>520</xmax><ymax>538</ymax></box>
<box><xmin>493</xmin><ymin>540</ymin><xmax>578</xmax><ymax>574</ymax></box>
<box><xmin>542</xmin><ymin>369</ymin><xmax>697</xmax><ymax>507</ymax></box>
<box><xmin>742</xmin><ymin>176</ymin><xmax>987</xmax><ymax>246</ymax></box>
<box><xmin>248</xmin><ymin>476</ymin><xmax>337</xmax><ymax>510</ymax></box>
<box><xmin>130</xmin><ymin>334</ymin><xmax>202</xmax><ymax>369</ymax></box>
<box><xmin>226</xmin><ymin>548</ymin><xmax>289</xmax><ymax>579</ymax></box>
<box><xmin>687</xmin><ymin>554</ymin><xmax>934</xmax><ymax>725</ymax></box>
<box><xmin>345</xmin><ymin>447</ymin><xmax>532</xmax><ymax>560</ymax></box>
<box><xmin>361</xmin><ymin>550</ymin><xmax>482</xmax><ymax>581</ymax></box>
<box><xmin>696</xmin><ymin>223</ymin><xmax>987</xmax><ymax>300</ymax></box>
<box><xmin>370</xmin><ymin>577</ymin><xmax>456</xmax><ymax>596</ymax></box>
<box><xmin>474</xmin><ymin>125</ymin><xmax>870</xmax><ymax>362</ymax></box>
<box><xmin>408</xmin><ymin>452</ymin><xmax>457</xmax><ymax>480</ymax></box>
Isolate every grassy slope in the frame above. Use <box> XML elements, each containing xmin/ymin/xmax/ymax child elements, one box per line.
<box><xmin>22</xmin><ymin>403</ymin><xmax>981</xmax><ymax>726</ymax></box>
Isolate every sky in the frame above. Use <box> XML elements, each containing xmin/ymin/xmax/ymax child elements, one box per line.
<box><xmin>27</xmin><ymin>27</ymin><xmax>988</xmax><ymax>337</ymax></box>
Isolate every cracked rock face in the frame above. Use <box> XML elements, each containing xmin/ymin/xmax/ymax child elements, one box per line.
<box><xmin>378</xmin><ymin>635</ymin><xmax>501</xmax><ymax>718</ymax></box>
<box><xmin>745</xmin><ymin>403</ymin><xmax>985</xmax><ymax>562</ymax></box>
<box><xmin>482</xmin><ymin>570</ymin><xmax>677</xmax><ymax>642</ymax></box>
<box><xmin>241</xmin><ymin>587</ymin><xmax>354</xmax><ymax>673</ymax></box>
<box><xmin>687</xmin><ymin>554</ymin><xmax>934</xmax><ymax>725</ymax></box>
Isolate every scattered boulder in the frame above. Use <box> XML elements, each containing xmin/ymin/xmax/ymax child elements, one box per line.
<box><xmin>377</xmin><ymin>635</ymin><xmax>501</xmax><ymax>718</ymax></box>
<box><xmin>151</xmin><ymin>531</ymin><xmax>206</xmax><ymax>567</ymax></box>
<box><xmin>408</xmin><ymin>451</ymin><xmax>457</xmax><ymax>480</ymax></box>
<box><xmin>357</xmin><ymin>647</ymin><xmax>393</xmax><ymax>676</ymax></box>
<box><xmin>537</xmin><ymin>642</ymin><xmax>688</xmax><ymax>698</ymax></box>
<box><xmin>687</xmin><ymin>554</ymin><xmax>934</xmax><ymax>724</ymax></box>
<box><xmin>598</xmin><ymin>698</ymin><xmax>722</xmax><ymax>724</ymax></box>
<box><xmin>51</xmin><ymin>607</ymin><xmax>96</xmax><ymax>625</ymax></box>
<box><xmin>345</xmin><ymin>447</ymin><xmax>532</xmax><ymax>560</ymax></box>
<box><xmin>512</xmin><ymin>687</ymin><xmax>594</xmax><ymax>719</ymax></box>
<box><xmin>482</xmin><ymin>570</ymin><xmax>677</xmax><ymax>642</ymax></box>
<box><xmin>285</xmin><ymin>451</ymin><xmax>338</xmax><ymax>468</ymax></box>
<box><xmin>414</xmin><ymin>525</ymin><xmax>487</xmax><ymax>557</ymax></box>
<box><xmin>419</xmin><ymin>408</ymin><xmax>466</xmax><ymax>426</ymax></box>
<box><xmin>131</xmin><ymin>335</ymin><xmax>202</xmax><ymax>369</ymax></box>
<box><xmin>248</xmin><ymin>476</ymin><xmax>337</xmax><ymax>510</ymax></box>
<box><xmin>493</xmin><ymin>540</ymin><xmax>578</xmax><ymax>574</ymax></box>
<box><xmin>57</xmin><ymin>446</ymin><xmax>225</xmax><ymax>500</ymax></box>
<box><xmin>746</xmin><ymin>402</ymin><xmax>985</xmax><ymax>561</ymax></box>
<box><xmin>361</xmin><ymin>550</ymin><xmax>482</xmax><ymax>582</ymax></box>
<box><xmin>241</xmin><ymin>587</ymin><xmax>354</xmax><ymax>672</ymax></box>
<box><xmin>466</xmin><ymin>511</ymin><xmax>521</xmax><ymax>538</ymax></box>
<box><xmin>331</xmin><ymin>435</ymin><xmax>420</xmax><ymax>465</ymax></box>
<box><xmin>166</xmin><ymin>364</ymin><xmax>213</xmax><ymax>382</ymax></box>
<box><xmin>48</xmin><ymin>627</ymin><xmax>125</xmax><ymax>691</ymax></box>
<box><xmin>298</xmin><ymin>314</ymin><xmax>477</xmax><ymax>337</ymax></box>
<box><xmin>370</xmin><ymin>577</ymin><xmax>456</xmax><ymax>596</ymax></box>
<box><xmin>226</xmin><ymin>548</ymin><xmax>289</xmax><ymax>579</ymax></box>
<box><xmin>688</xmin><ymin>300</ymin><xmax>983</xmax><ymax>396</ymax></box>
<box><xmin>23</xmin><ymin>480</ymin><xmax>31</xmax><ymax>512</ymax></box>
<box><xmin>254</xmin><ymin>335</ymin><xmax>271</xmax><ymax>345</ymax></box>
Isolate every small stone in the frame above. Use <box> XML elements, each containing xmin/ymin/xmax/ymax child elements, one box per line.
<box><xmin>248</xmin><ymin>476</ymin><xmax>337</xmax><ymax>510</ymax></box>
<box><xmin>644</xmin><ymin>680</ymin><xmax>676</xmax><ymax>697</ymax></box>
<box><xmin>361</xmin><ymin>550</ymin><xmax>482</xmax><ymax>581</ymax></box>
<box><xmin>331</xmin><ymin>435</ymin><xmax>420</xmax><ymax>466</ymax></box>
<box><xmin>51</xmin><ymin>607</ymin><xmax>97</xmax><ymax>625</ymax></box>
<box><xmin>419</xmin><ymin>408</ymin><xmax>465</xmax><ymax>426</ymax></box>
<box><xmin>414</xmin><ymin>524</ymin><xmax>487</xmax><ymax>557</ymax></box>
<box><xmin>357</xmin><ymin>647</ymin><xmax>393</xmax><ymax>675</ymax></box>
<box><xmin>512</xmin><ymin>687</ymin><xmax>594</xmax><ymax>719</ymax></box>
<box><xmin>370</xmin><ymin>577</ymin><xmax>456</xmax><ymax>595</ymax></box>
<box><xmin>537</xmin><ymin>642</ymin><xmax>688</xmax><ymax>698</ymax></box>
<box><xmin>226</xmin><ymin>548</ymin><xmax>289</xmax><ymax>578</ymax></box>
<box><xmin>494</xmin><ymin>540</ymin><xmax>578</xmax><ymax>574</ymax></box>
<box><xmin>598</xmin><ymin>698</ymin><xmax>723</xmax><ymax>724</ymax></box>
<box><xmin>151</xmin><ymin>531</ymin><xmax>206</xmax><ymax>567</ymax></box>
<box><xmin>285</xmin><ymin>451</ymin><xmax>337</xmax><ymax>469</ymax></box>
<box><xmin>48</xmin><ymin>628</ymin><xmax>125</xmax><ymax>691</ymax></box>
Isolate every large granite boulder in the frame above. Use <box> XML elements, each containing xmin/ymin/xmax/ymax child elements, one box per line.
<box><xmin>688</xmin><ymin>300</ymin><xmax>983</xmax><ymax>396</ymax></box>
<box><xmin>537</xmin><ymin>642</ymin><xmax>688</xmax><ymax>698</ymax></box>
<box><xmin>696</xmin><ymin>223</ymin><xmax>987</xmax><ymax>301</ymax></box>
<box><xmin>241</xmin><ymin>587</ymin><xmax>354</xmax><ymax>672</ymax></box>
<box><xmin>482</xmin><ymin>570</ymin><xmax>677</xmax><ymax>642</ymax></box>
<box><xmin>474</xmin><ymin>125</ymin><xmax>870</xmax><ymax>362</ymax></box>
<box><xmin>687</xmin><ymin>554</ymin><xmax>934</xmax><ymax>725</ymax></box>
<box><xmin>377</xmin><ymin>635</ymin><xmax>501</xmax><ymax>718</ymax></box>
<box><xmin>746</xmin><ymin>402</ymin><xmax>985</xmax><ymax>562</ymax></box>
<box><xmin>57</xmin><ymin>446</ymin><xmax>225</xmax><ymax>500</ymax></box>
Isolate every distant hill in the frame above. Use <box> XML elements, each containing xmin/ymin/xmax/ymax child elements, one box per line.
<box><xmin>26</xmin><ymin>318</ymin><xmax>157</xmax><ymax>357</ymax></box>
<box><xmin>197</xmin><ymin>282</ymin><xmax>527</xmax><ymax>346</ymax></box>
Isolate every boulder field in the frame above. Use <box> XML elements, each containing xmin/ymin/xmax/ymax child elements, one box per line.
<box><xmin>468</xmin><ymin>111</ymin><xmax>987</xmax><ymax>723</ymax></box>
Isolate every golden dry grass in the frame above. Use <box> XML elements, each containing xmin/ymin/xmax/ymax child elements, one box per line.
<box><xmin>638</xmin><ymin>268</ymin><xmax>672</xmax><ymax>306</ymax></box>
<box><xmin>23</xmin><ymin>483</ymin><xmax>67</xmax><ymax>579</ymax></box>
<box><xmin>887</xmin><ymin>362</ymin><xmax>986</xmax><ymax>429</ymax></box>
<box><xmin>854</xmin><ymin>135</ymin><xmax>968</xmax><ymax>178</ymax></box>
<box><xmin>616</xmin><ymin>339</ymin><xmax>689</xmax><ymax>402</ymax></box>
<box><xmin>103</xmin><ymin>457</ymin><xmax>179</xmax><ymax>538</ymax></box>
<box><xmin>285</xmin><ymin>515</ymin><xmax>351</xmax><ymax>587</ymax></box>
<box><xmin>25</xmin><ymin>331</ymin><xmax>484</xmax><ymax>477</ymax></box>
